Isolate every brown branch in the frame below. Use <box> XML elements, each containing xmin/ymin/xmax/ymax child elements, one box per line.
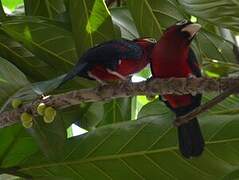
<box><xmin>173</xmin><ymin>85</ymin><xmax>239</xmax><ymax>127</ymax></box>
<box><xmin>1</xmin><ymin>77</ymin><xmax>239</xmax><ymax>128</ymax></box>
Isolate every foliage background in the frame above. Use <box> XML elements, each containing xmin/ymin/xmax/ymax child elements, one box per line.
<box><xmin>0</xmin><ymin>0</ymin><xmax>239</xmax><ymax>179</ymax></box>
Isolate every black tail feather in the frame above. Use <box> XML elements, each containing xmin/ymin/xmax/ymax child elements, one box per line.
<box><xmin>58</xmin><ymin>62</ymin><xmax>88</xmax><ymax>87</ymax></box>
<box><xmin>178</xmin><ymin>118</ymin><xmax>204</xmax><ymax>158</ymax></box>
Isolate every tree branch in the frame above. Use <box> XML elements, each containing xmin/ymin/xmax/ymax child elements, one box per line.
<box><xmin>174</xmin><ymin>85</ymin><xmax>239</xmax><ymax>127</ymax></box>
<box><xmin>1</xmin><ymin>77</ymin><xmax>239</xmax><ymax>128</ymax></box>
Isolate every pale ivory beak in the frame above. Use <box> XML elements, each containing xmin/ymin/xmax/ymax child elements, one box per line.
<box><xmin>181</xmin><ymin>23</ymin><xmax>201</xmax><ymax>39</ymax></box>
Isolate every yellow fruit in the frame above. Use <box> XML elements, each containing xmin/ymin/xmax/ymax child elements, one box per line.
<box><xmin>20</xmin><ymin>112</ymin><xmax>33</xmax><ymax>123</ymax></box>
<box><xmin>43</xmin><ymin>107</ymin><xmax>56</xmax><ymax>123</ymax></box>
<box><xmin>20</xmin><ymin>112</ymin><xmax>33</xmax><ymax>128</ymax></box>
<box><xmin>11</xmin><ymin>99</ymin><xmax>22</xmax><ymax>109</ymax></box>
<box><xmin>43</xmin><ymin>115</ymin><xmax>55</xmax><ymax>123</ymax></box>
<box><xmin>22</xmin><ymin>120</ymin><xmax>33</xmax><ymax>128</ymax></box>
<box><xmin>44</xmin><ymin>107</ymin><xmax>56</xmax><ymax>117</ymax></box>
<box><xmin>37</xmin><ymin>103</ymin><xmax>46</xmax><ymax>116</ymax></box>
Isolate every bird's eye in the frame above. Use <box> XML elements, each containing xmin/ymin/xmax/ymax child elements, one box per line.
<box><xmin>176</xmin><ymin>19</ymin><xmax>188</xmax><ymax>26</ymax></box>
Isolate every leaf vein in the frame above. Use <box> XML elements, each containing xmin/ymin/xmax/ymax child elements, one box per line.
<box><xmin>119</xmin><ymin>158</ymin><xmax>145</xmax><ymax>179</ymax></box>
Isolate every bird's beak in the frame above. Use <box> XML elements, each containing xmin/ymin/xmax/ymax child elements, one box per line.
<box><xmin>181</xmin><ymin>23</ymin><xmax>201</xmax><ymax>40</ymax></box>
<box><xmin>144</xmin><ymin>38</ymin><xmax>157</xmax><ymax>43</ymax></box>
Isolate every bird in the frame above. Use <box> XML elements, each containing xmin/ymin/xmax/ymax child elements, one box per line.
<box><xmin>150</xmin><ymin>19</ymin><xmax>204</xmax><ymax>158</ymax></box>
<box><xmin>59</xmin><ymin>38</ymin><xmax>156</xmax><ymax>86</ymax></box>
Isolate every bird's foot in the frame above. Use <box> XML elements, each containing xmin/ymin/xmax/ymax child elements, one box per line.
<box><xmin>106</xmin><ymin>69</ymin><xmax>126</xmax><ymax>81</ymax></box>
<box><xmin>87</xmin><ymin>72</ymin><xmax>107</xmax><ymax>85</ymax></box>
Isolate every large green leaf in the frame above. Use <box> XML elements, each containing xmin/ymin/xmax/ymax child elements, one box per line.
<box><xmin>0</xmin><ymin>17</ymin><xmax>77</xmax><ymax>74</ymax></box>
<box><xmin>69</xmin><ymin>0</ymin><xmax>115</xmax><ymax>56</ymax></box>
<box><xmin>61</xmin><ymin>103</ymin><xmax>94</xmax><ymax>130</ymax></box>
<box><xmin>127</xmin><ymin>0</ymin><xmax>181</xmax><ymax>39</ymax></box>
<box><xmin>111</xmin><ymin>7</ymin><xmax>139</xmax><ymax>39</ymax></box>
<box><xmin>0</xmin><ymin>124</ymin><xmax>39</xmax><ymax>169</ymax></box>
<box><xmin>0</xmin><ymin>31</ymin><xmax>58</xmax><ymax>81</ymax></box>
<box><xmin>137</xmin><ymin>99</ymin><xmax>174</xmax><ymax>119</ymax></box>
<box><xmin>66</xmin><ymin>99</ymin><xmax>133</xmax><ymax>130</ymax></box>
<box><xmin>24</xmin><ymin>0</ymin><xmax>66</xmax><ymax>20</ymax></box>
<box><xmin>94</xmin><ymin>98</ymin><xmax>133</xmax><ymax>128</ymax></box>
<box><xmin>29</xmin><ymin>114</ymin><xmax>67</xmax><ymax>161</ymax></box>
<box><xmin>0</xmin><ymin>57</ymin><xmax>29</xmax><ymax>108</ymax></box>
<box><xmin>178</xmin><ymin>0</ymin><xmax>239</xmax><ymax>32</ymax></box>
<box><xmin>202</xmin><ymin>94</ymin><xmax>239</xmax><ymax>115</ymax></box>
<box><xmin>196</xmin><ymin>30</ymin><xmax>237</xmax><ymax>64</ymax></box>
<box><xmin>8</xmin><ymin>107</ymin><xmax>239</xmax><ymax>179</ymax></box>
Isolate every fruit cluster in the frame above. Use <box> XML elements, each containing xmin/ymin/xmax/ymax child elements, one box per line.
<box><xmin>37</xmin><ymin>103</ymin><xmax>57</xmax><ymax>123</ymax></box>
<box><xmin>11</xmin><ymin>99</ymin><xmax>57</xmax><ymax>128</ymax></box>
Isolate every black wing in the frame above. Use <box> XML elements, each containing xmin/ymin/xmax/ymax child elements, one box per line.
<box><xmin>80</xmin><ymin>39</ymin><xmax>143</xmax><ymax>71</ymax></box>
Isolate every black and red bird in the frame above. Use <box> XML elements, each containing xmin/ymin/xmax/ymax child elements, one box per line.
<box><xmin>151</xmin><ymin>20</ymin><xmax>204</xmax><ymax>158</ymax></box>
<box><xmin>59</xmin><ymin>38</ymin><xmax>156</xmax><ymax>85</ymax></box>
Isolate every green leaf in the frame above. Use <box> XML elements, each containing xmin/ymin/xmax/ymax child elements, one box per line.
<box><xmin>68</xmin><ymin>99</ymin><xmax>132</xmax><ymax>130</ymax></box>
<box><xmin>136</xmin><ymin>66</ymin><xmax>151</xmax><ymax>79</ymax></box>
<box><xmin>178</xmin><ymin>0</ymin><xmax>239</xmax><ymax>32</ymax></box>
<box><xmin>0</xmin><ymin>57</ymin><xmax>29</xmax><ymax>108</ymax></box>
<box><xmin>29</xmin><ymin>114</ymin><xmax>67</xmax><ymax>161</ymax></box>
<box><xmin>0</xmin><ymin>124</ymin><xmax>38</xmax><ymax>168</ymax></box>
<box><xmin>127</xmin><ymin>0</ymin><xmax>181</xmax><ymax>39</ymax></box>
<box><xmin>95</xmin><ymin>98</ymin><xmax>133</xmax><ymax>127</ymax></box>
<box><xmin>202</xmin><ymin>94</ymin><xmax>239</xmax><ymax>114</ymax></box>
<box><xmin>2</xmin><ymin>0</ymin><xmax>23</xmax><ymax>11</ymax></box>
<box><xmin>203</xmin><ymin>60</ymin><xmax>239</xmax><ymax>77</ymax></box>
<box><xmin>196</xmin><ymin>29</ymin><xmax>238</xmax><ymax>64</ymax></box>
<box><xmin>69</xmin><ymin>0</ymin><xmax>115</xmax><ymax>56</ymax></box>
<box><xmin>0</xmin><ymin>17</ymin><xmax>77</xmax><ymax>73</ymax></box>
<box><xmin>11</xmin><ymin>4</ymin><xmax>25</xmax><ymax>16</ymax></box>
<box><xmin>0</xmin><ymin>0</ymin><xmax>6</xmax><ymax>17</ymax></box>
<box><xmin>0</xmin><ymin>31</ymin><xmax>58</xmax><ymax>81</ymax></box>
<box><xmin>11</xmin><ymin>111</ymin><xmax>239</xmax><ymax>179</ymax></box>
<box><xmin>137</xmin><ymin>98</ymin><xmax>174</xmax><ymax>119</ymax></box>
<box><xmin>111</xmin><ymin>7</ymin><xmax>139</xmax><ymax>39</ymax></box>
<box><xmin>60</xmin><ymin>103</ymin><xmax>92</xmax><ymax>128</ymax></box>
<box><xmin>24</xmin><ymin>0</ymin><xmax>66</xmax><ymax>20</ymax></box>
